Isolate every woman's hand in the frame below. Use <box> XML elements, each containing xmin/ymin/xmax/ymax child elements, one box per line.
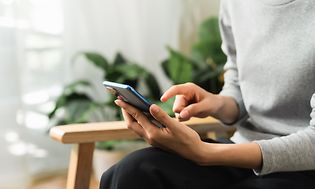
<box><xmin>115</xmin><ymin>99</ymin><xmax>262</xmax><ymax>169</ymax></box>
<box><xmin>161</xmin><ymin>83</ymin><xmax>239</xmax><ymax>124</ymax></box>
<box><xmin>115</xmin><ymin>99</ymin><xmax>208</xmax><ymax>164</ymax></box>
<box><xmin>160</xmin><ymin>83</ymin><xmax>222</xmax><ymax>121</ymax></box>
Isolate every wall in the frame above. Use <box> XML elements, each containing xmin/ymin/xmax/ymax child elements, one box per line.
<box><xmin>63</xmin><ymin>0</ymin><xmax>221</xmax><ymax>95</ymax></box>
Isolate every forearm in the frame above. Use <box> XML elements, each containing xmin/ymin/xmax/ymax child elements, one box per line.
<box><xmin>254</xmin><ymin>127</ymin><xmax>315</xmax><ymax>175</ymax></box>
<box><xmin>212</xmin><ymin>95</ymin><xmax>239</xmax><ymax>124</ymax></box>
<box><xmin>198</xmin><ymin>142</ymin><xmax>262</xmax><ymax>170</ymax></box>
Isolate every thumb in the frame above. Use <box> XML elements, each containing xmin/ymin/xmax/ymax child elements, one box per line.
<box><xmin>178</xmin><ymin>104</ymin><xmax>200</xmax><ymax>121</ymax></box>
<box><xmin>149</xmin><ymin>104</ymin><xmax>177</xmax><ymax>129</ymax></box>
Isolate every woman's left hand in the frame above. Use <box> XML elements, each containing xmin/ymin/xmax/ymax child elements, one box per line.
<box><xmin>115</xmin><ymin>99</ymin><xmax>208</xmax><ymax>164</ymax></box>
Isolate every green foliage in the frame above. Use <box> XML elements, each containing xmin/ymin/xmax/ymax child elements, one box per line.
<box><xmin>48</xmin><ymin>52</ymin><xmax>162</xmax><ymax>150</ymax></box>
<box><xmin>161</xmin><ymin>47</ymin><xmax>195</xmax><ymax>84</ymax></box>
<box><xmin>161</xmin><ymin>17</ymin><xmax>226</xmax><ymax>94</ymax></box>
<box><xmin>95</xmin><ymin>140</ymin><xmax>122</xmax><ymax>151</ymax></box>
<box><xmin>84</xmin><ymin>52</ymin><xmax>109</xmax><ymax>70</ymax></box>
<box><xmin>48</xmin><ymin>16</ymin><xmax>225</xmax><ymax>150</ymax></box>
<box><xmin>48</xmin><ymin>80</ymin><xmax>103</xmax><ymax>125</ymax></box>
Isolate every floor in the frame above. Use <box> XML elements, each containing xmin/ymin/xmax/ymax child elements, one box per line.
<box><xmin>29</xmin><ymin>173</ymin><xmax>99</xmax><ymax>189</ymax></box>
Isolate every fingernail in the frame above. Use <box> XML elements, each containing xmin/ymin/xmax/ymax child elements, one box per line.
<box><xmin>175</xmin><ymin>113</ymin><xmax>180</xmax><ymax>118</ymax></box>
<box><xmin>180</xmin><ymin>110</ymin><xmax>189</xmax><ymax>119</ymax></box>
<box><xmin>151</xmin><ymin>104</ymin><xmax>160</xmax><ymax>113</ymax></box>
<box><xmin>114</xmin><ymin>100</ymin><xmax>120</xmax><ymax>105</ymax></box>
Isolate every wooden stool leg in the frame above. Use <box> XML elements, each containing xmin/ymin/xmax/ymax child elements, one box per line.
<box><xmin>67</xmin><ymin>143</ymin><xmax>95</xmax><ymax>189</ymax></box>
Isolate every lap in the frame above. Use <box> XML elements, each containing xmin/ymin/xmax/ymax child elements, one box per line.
<box><xmin>100</xmin><ymin>147</ymin><xmax>315</xmax><ymax>189</ymax></box>
<box><xmin>101</xmin><ymin>147</ymin><xmax>252</xmax><ymax>189</ymax></box>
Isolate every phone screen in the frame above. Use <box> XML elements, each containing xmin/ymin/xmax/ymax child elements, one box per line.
<box><xmin>103</xmin><ymin>81</ymin><xmax>165</xmax><ymax>128</ymax></box>
<box><xmin>103</xmin><ymin>81</ymin><xmax>151</xmax><ymax>112</ymax></box>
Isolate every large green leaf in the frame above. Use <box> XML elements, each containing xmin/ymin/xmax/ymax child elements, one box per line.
<box><xmin>113</xmin><ymin>52</ymin><xmax>126</xmax><ymax>65</ymax></box>
<box><xmin>163</xmin><ymin>47</ymin><xmax>194</xmax><ymax>84</ymax></box>
<box><xmin>198</xmin><ymin>17</ymin><xmax>221</xmax><ymax>43</ymax></box>
<box><xmin>114</xmin><ymin>64</ymin><xmax>145</xmax><ymax>80</ymax></box>
<box><xmin>48</xmin><ymin>95</ymin><xmax>66</xmax><ymax>119</ymax></box>
<box><xmin>105</xmin><ymin>64</ymin><xmax>134</xmax><ymax>81</ymax></box>
<box><xmin>161</xmin><ymin>59</ymin><xmax>170</xmax><ymax>79</ymax></box>
<box><xmin>83</xmin><ymin>52</ymin><xmax>110</xmax><ymax>72</ymax></box>
<box><xmin>162</xmin><ymin>17</ymin><xmax>226</xmax><ymax>93</ymax></box>
<box><xmin>65</xmin><ymin>99</ymin><xmax>92</xmax><ymax>123</ymax></box>
<box><xmin>64</xmin><ymin>80</ymin><xmax>92</xmax><ymax>94</ymax></box>
<box><xmin>192</xmin><ymin>17</ymin><xmax>226</xmax><ymax>65</ymax></box>
<box><xmin>193</xmin><ymin>64</ymin><xmax>224</xmax><ymax>93</ymax></box>
<box><xmin>48</xmin><ymin>80</ymin><xmax>94</xmax><ymax>119</ymax></box>
<box><xmin>50</xmin><ymin>93</ymin><xmax>107</xmax><ymax>125</ymax></box>
<box><xmin>48</xmin><ymin>92</ymin><xmax>93</xmax><ymax>120</ymax></box>
<box><xmin>111</xmin><ymin>64</ymin><xmax>161</xmax><ymax>100</ymax></box>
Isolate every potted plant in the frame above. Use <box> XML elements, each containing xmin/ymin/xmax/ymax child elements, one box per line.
<box><xmin>48</xmin><ymin>52</ymin><xmax>161</xmax><ymax>180</ymax></box>
<box><xmin>161</xmin><ymin>17</ymin><xmax>226</xmax><ymax>93</ymax></box>
<box><xmin>48</xmin><ymin>16</ymin><xmax>226</xmax><ymax>180</ymax></box>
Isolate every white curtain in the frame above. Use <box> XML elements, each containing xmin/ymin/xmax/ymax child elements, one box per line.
<box><xmin>64</xmin><ymin>0</ymin><xmax>220</xmax><ymax>95</ymax></box>
<box><xmin>0</xmin><ymin>0</ymin><xmax>219</xmax><ymax>188</ymax></box>
<box><xmin>64</xmin><ymin>0</ymin><xmax>181</xmax><ymax>97</ymax></box>
<box><xmin>0</xmin><ymin>1</ymin><xmax>31</xmax><ymax>188</ymax></box>
<box><xmin>179</xmin><ymin>0</ymin><xmax>220</xmax><ymax>54</ymax></box>
<box><xmin>0</xmin><ymin>1</ymin><xmax>69</xmax><ymax>188</ymax></box>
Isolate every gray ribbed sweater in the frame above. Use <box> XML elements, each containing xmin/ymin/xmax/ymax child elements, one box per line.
<box><xmin>219</xmin><ymin>0</ymin><xmax>315</xmax><ymax>175</ymax></box>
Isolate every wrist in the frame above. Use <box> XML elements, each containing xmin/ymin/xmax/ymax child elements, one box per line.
<box><xmin>212</xmin><ymin>95</ymin><xmax>239</xmax><ymax>124</ymax></box>
<box><xmin>194</xmin><ymin>142</ymin><xmax>220</xmax><ymax>165</ymax></box>
<box><xmin>211</xmin><ymin>95</ymin><xmax>225</xmax><ymax>116</ymax></box>
<box><xmin>196</xmin><ymin>142</ymin><xmax>262</xmax><ymax>169</ymax></box>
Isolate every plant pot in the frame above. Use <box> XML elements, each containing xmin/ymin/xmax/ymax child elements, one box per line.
<box><xmin>93</xmin><ymin>140</ymin><xmax>150</xmax><ymax>181</ymax></box>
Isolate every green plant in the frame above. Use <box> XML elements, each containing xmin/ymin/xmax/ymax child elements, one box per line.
<box><xmin>48</xmin><ymin>80</ymin><xmax>105</xmax><ymax>125</ymax></box>
<box><xmin>48</xmin><ymin>52</ymin><xmax>162</xmax><ymax>150</ymax></box>
<box><xmin>161</xmin><ymin>17</ymin><xmax>226</xmax><ymax>94</ymax></box>
<box><xmin>48</xmin><ymin>16</ymin><xmax>226</xmax><ymax>151</ymax></box>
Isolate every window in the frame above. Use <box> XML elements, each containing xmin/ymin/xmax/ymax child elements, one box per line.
<box><xmin>0</xmin><ymin>1</ymin><xmax>69</xmax><ymax>185</ymax></box>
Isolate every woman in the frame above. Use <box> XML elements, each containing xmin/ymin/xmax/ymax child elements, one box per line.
<box><xmin>100</xmin><ymin>0</ymin><xmax>315</xmax><ymax>188</ymax></box>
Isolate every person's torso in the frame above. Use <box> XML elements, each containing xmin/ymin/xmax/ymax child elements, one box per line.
<box><xmin>223</xmin><ymin>0</ymin><xmax>315</xmax><ymax>141</ymax></box>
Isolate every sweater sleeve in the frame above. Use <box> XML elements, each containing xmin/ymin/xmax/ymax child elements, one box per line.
<box><xmin>254</xmin><ymin>93</ymin><xmax>315</xmax><ymax>175</ymax></box>
<box><xmin>219</xmin><ymin>0</ymin><xmax>247</xmax><ymax>120</ymax></box>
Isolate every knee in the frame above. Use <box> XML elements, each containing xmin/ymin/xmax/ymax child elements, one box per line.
<box><xmin>100</xmin><ymin>147</ymin><xmax>166</xmax><ymax>188</ymax></box>
<box><xmin>100</xmin><ymin>165</ymin><xmax>115</xmax><ymax>189</ymax></box>
<box><xmin>115</xmin><ymin>147</ymin><xmax>165</xmax><ymax>173</ymax></box>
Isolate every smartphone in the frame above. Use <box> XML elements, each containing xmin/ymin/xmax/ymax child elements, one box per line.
<box><xmin>103</xmin><ymin>81</ymin><xmax>165</xmax><ymax>128</ymax></box>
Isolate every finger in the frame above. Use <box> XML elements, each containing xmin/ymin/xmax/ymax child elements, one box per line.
<box><xmin>160</xmin><ymin>83</ymin><xmax>193</xmax><ymax>102</ymax></box>
<box><xmin>178</xmin><ymin>103</ymin><xmax>201</xmax><ymax>120</ymax></box>
<box><xmin>121</xmin><ymin>109</ymin><xmax>136</xmax><ymax>125</ymax></box>
<box><xmin>172</xmin><ymin>95</ymin><xmax>188</xmax><ymax>113</ymax></box>
<box><xmin>149</xmin><ymin>104</ymin><xmax>178</xmax><ymax>130</ymax></box>
<box><xmin>175</xmin><ymin>113</ymin><xmax>180</xmax><ymax>119</ymax></box>
<box><xmin>115</xmin><ymin>100</ymin><xmax>154</xmax><ymax>130</ymax></box>
<box><xmin>120</xmin><ymin>109</ymin><xmax>146</xmax><ymax>137</ymax></box>
<box><xmin>177</xmin><ymin>112</ymin><xmax>190</xmax><ymax>122</ymax></box>
<box><xmin>174</xmin><ymin>112</ymin><xmax>188</xmax><ymax>122</ymax></box>
<box><xmin>127</xmin><ymin>121</ymin><xmax>147</xmax><ymax>138</ymax></box>
<box><xmin>179</xmin><ymin>108</ymin><xmax>191</xmax><ymax>121</ymax></box>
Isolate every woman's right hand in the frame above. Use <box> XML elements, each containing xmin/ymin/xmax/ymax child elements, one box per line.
<box><xmin>161</xmin><ymin>82</ymin><xmax>239</xmax><ymax>124</ymax></box>
<box><xmin>160</xmin><ymin>83</ymin><xmax>222</xmax><ymax>121</ymax></box>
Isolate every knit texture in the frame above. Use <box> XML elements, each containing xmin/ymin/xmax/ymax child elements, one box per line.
<box><xmin>219</xmin><ymin>0</ymin><xmax>315</xmax><ymax>175</ymax></box>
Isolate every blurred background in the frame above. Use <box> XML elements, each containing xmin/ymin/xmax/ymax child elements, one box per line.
<box><xmin>0</xmin><ymin>0</ymin><xmax>221</xmax><ymax>188</ymax></box>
